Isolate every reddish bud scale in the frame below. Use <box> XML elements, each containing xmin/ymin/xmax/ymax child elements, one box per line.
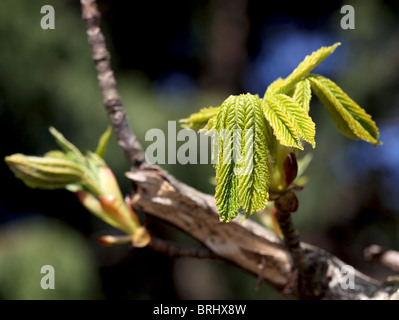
<box><xmin>97</xmin><ymin>234</ymin><xmax>134</xmax><ymax>247</ymax></box>
<box><xmin>97</xmin><ymin>236</ymin><xmax>115</xmax><ymax>247</ymax></box>
<box><xmin>99</xmin><ymin>195</ymin><xmax>124</xmax><ymax>220</ymax></box>
<box><xmin>76</xmin><ymin>190</ymin><xmax>86</xmax><ymax>203</ymax></box>
<box><xmin>283</xmin><ymin>152</ymin><xmax>298</xmax><ymax>187</ymax></box>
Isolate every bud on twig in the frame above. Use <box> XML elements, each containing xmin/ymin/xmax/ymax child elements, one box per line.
<box><xmin>5</xmin><ymin>127</ymin><xmax>150</xmax><ymax>248</ymax></box>
<box><xmin>5</xmin><ymin>154</ymin><xmax>83</xmax><ymax>189</ymax></box>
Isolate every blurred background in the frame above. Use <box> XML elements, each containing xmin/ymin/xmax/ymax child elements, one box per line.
<box><xmin>0</xmin><ymin>0</ymin><xmax>398</xmax><ymax>299</ymax></box>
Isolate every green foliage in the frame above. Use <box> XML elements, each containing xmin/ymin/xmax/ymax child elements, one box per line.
<box><xmin>5</xmin><ymin>127</ymin><xmax>147</xmax><ymax>242</ymax></box>
<box><xmin>5</xmin><ymin>127</ymin><xmax>107</xmax><ymax>196</ymax></box>
<box><xmin>4</xmin><ymin>154</ymin><xmax>84</xmax><ymax>190</ymax></box>
<box><xmin>95</xmin><ymin>125</ymin><xmax>112</xmax><ymax>158</ymax></box>
<box><xmin>212</xmin><ymin>94</ymin><xmax>269</xmax><ymax>222</ymax></box>
<box><xmin>263</xmin><ymin>93</ymin><xmax>316</xmax><ymax>149</ymax></box>
<box><xmin>293</xmin><ymin>79</ymin><xmax>312</xmax><ymax>114</ymax></box>
<box><xmin>308</xmin><ymin>74</ymin><xmax>380</xmax><ymax>146</ymax></box>
<box><xmin>180</xmin><ymin>106</ymin><xmax>220</xmax><ymax>130</ymax></box>
<box><xmin>181</xmin><ymin>43</ymin><xmax>381</xmax><ymax>222</ymax></box>
<box><xmin>267</xmin><ymin>43</ymin><xmax>341</xmax><ymax>95</ymax></box>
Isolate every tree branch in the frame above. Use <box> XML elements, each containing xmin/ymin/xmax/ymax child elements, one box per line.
<box><xmin>80</xmin><ymin>0</ymin><xmax>145</xmax><ymax>170</ymax></box>
<box><xmin>148</xmin><ymin>236</ymin><xmax>218</xmax><ymax>259</ymax></box>
<box><xmin>81</xmin><ymin>0</ymin><xmax>399</xmax><ymax>300</ymax></box>
<box><xmin>126</xmin><ymin>167</ymin><xmax>399</xmax><ymax>300</ymax></box>
<box><xmin>274</xmin><ymin>190</ymin><xmax>330</xmax><ymax>299</ymax></box>
<box><xmin>274</xmin><ymin>192</ymin><xmax>304</xmax><ymax>270</ymax></box>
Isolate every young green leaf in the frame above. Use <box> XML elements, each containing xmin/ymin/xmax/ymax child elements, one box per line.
<box><xmin>214</xmin><ymin>96</ymin><xmax>240</xmax><ymax>222</ymax></box>
<box><xmin>262</xmin><ymin>96</ymin><xmax>303</xmax><ymax>150</ymax></box>
<box><xmin>49</xmin><ymin>127</ymin><xmax>85</xmax><ymax>163</ymax></box>
<box><xmin>179</xmin><ymin>106</ymin><xmax>220</xmax><ymax>130</ymax></box>
<box><xmin>308</xmin><ymin>74</ymin><xmax>381</xmax><ymax>145</ymax></box>
<box><xmin>95</xmin><ymin>126</ymin><xmax>112</xmax><ymax>158</ymax></box>
<box><xmin>5</xmin><ymin>154</ymin><xmax>84</xmax><ymax>190</ymax></box>
<box><xmin>237</xmin><ymin>94</ymin><xmax>269</xmax><ymax>219</ymax></box>
<box><xmin>213</xmin><ymin>94</ymin><xmax>271</xmax><ymax>221</ymax></box>
<box><xmin>293</xmin><ymin>78</ymin><xmax>312</xmax><ymax>113</ymax></box>
<box><xmin>268</xmin><ymin>42</ymin><xmax>341</xmax><ymax>95</ymax></box>
<box><xmin>199</xmin><ymin>114</ymin><xmax>218</xmax><ymax>135</ymax></box>
<box><xmin>272</xmin><ymin>94</ymin><xmax>316</xmax><ymax>147</ymax></box>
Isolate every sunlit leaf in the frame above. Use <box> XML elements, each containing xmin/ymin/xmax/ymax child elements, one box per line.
<box><xmin>263</xmin><ymin>96</ymin><xmax>303</xmax><ymax>149</ymax></box>
<box><xmin>236</xmin><ymin>94</ymin><xmax>269</xmax><ymax>219</ymax></box>
<box><xmin>214</xmin><ymin>96</ymin><xmax>240</xmax><ymax>222</ymax></box>
<box><xmin>268</xmin><ymin>42</ymin><xmax>340</xmax><ymax>95</ymax></box>
<box><xmin>293</xmin><ymin>78</ymin><xmax>312</xmax><ymax>113</ymax></box>
<box><xmin>179</xmin><ymin>106</ymin><xmax>220</xmax><ymax>130</ymax></box>
<box><xmin>308</xmin><ymin>74</ymin><xmax>381</xmax><ymax>146</ymax></box>
<box><xmin>95</xmin><ymin>126</ymin><xmax>112</xmax><ymax>158</ymax></box>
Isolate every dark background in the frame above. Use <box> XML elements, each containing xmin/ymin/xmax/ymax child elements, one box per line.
<box><xmin>0</xmin><ymin>0</ymin><xmax>398</xmax><ymax>299</ymax></box>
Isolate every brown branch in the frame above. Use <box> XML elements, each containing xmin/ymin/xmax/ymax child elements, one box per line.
<box><xmin>148</xmin><ymin>236</ymin><xmax>218</xmax><ymax>259</ymax></box>
<box><xmin>126</xmin><ymin>167</ymin><xmax>399</xmax><ymax>300</ymax></box>
<box><xmin>364</xmin><ymin>245</ymin><xmax>399</xmax><ymax>273</ymax></box>
<box><xmin>80</xmin><ymin>0</ymin><xmax>145</xmax><ymax>170</ymax></box>
<box><xmin>275</xmin><ymin>191</ymin><xmax>304</xmax><ymax>271</ymax></box>
<box><xmin>275</xmin><ymin>190</ymin><xmax>329</xmax><ymax>299</ymax></box>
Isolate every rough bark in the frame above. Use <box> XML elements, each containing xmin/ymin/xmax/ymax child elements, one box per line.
<box><xmin>81</xmin><ymin>0</ymin><xmax>145</xmax><ymax>170</ymax></box>
<box><xmin>126</xmin><ymin>167</ymin><xmax>399</xmax><ymax>300</ymax></box>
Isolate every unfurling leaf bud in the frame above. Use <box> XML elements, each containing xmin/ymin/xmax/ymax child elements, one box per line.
<box><xmin>5</xmin><ymin>154</ymin><xmax>83</xmax><ymax>190</ymax></box>
<box><xmin>5</xmin><ymin>127</ymin><xmax>150</xmax><ymax>248</ymax></box>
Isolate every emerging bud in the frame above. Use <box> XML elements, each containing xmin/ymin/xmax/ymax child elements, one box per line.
<box><xmin>275</xmin><ymin>190</ymin><xmax>299</xmax><ymax>213</ymax></box>
<box><xmin>5</xmin><ymin>127</ymin><xmax>151</xmax><ymax>248</ymax></box>
<box><xmin>97</xmin><ymin>234</ymin><xmax>133</xmax><ymax>246</ymax></box>
<box><xmin>132</xmin><ymin>227</ymin><xmax>151</xmax><ymax>248</ymax></box>
<box><xmin>5</xmin><ymin>154</ymin><xmax>83</xmax><ymax>190</ymax></box>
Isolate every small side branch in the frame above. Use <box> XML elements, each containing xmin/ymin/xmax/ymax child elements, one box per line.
<box><xmin>272</xmin><ymin>191</ymin><xmax>329</xmax><ymax>299</ymax></box>
<box><xmin>275</xmin><ymin>192</ymin><xmax>304</xmax><ymax>271</ymax></box>
<box><xmin>364</xmin><ymin>245</ymin><xmax>399</xmax><ymax>273</ymax></box>
<box><xmin>126</xmin><ymin>168</ymin><xmax>396</xmax><ymax>299</ymax></box>
<box><xmin>80</xmin><ymin>0</ymin><xmax>145</xmax><ymax>169</ymax></box>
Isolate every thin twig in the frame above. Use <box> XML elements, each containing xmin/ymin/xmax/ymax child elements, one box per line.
<box><xmin>128</xmin><ymin>168</ymin><xmax>392</xmax><ymax>299</ymax></box>
<box><xmin>80</xmin><ymin>0</ymin><xmax>145</xmax><ymax>170</ymax></box>
<box><xmin>364</xmin><ymin>245</ymin><xmax>399</xmax><ymax>273</ymax></box>
<box><xmin>149</xmin><ymin>236</ymin><xmax>218</xmax><ymax>259</ymax></box>
<box><xmin>275</xmin><ymin>191</ymin><xmax>304</xmax><ymax>271</ymax></box>
<box><xmin>275</xmin><ymin>190</ymin><xmax>328</xmax><ymax>299</ymax></box>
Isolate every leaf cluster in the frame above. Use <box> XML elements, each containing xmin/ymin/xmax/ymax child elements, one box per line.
<box><xmin>180</xmin><ymin>43</ymin><xmax>380</xmax><ymax>222</ymax></box>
